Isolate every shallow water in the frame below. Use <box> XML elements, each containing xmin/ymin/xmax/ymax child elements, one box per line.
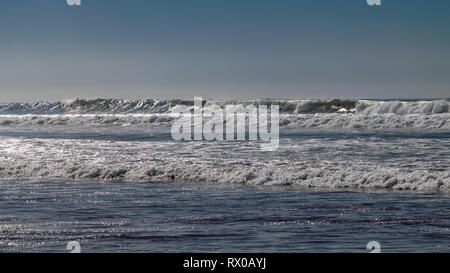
<box><xmin>0</xmin><ymin>179</ymin><xmax>448</xmax><ymax>253</ymax></box>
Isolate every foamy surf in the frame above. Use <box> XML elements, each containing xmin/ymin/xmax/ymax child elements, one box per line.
<box><xmin>0</xmin><ymin>98</ymin><xmax>448</xmax><ymax>191</ymax></box>
<box><xmin>0</xmin><ymin>98</ymin><xmax>448</xmax><ymax>114</ymax></box>
<box><xmin>0</xmin><ymin>113</ymin><xmax>448</xmax><ymax>130</ymax></box>
<box><xmin>0</xmin><ymin>132</ymin><xmax>448</xmax><ymax>191</ymax></box>
<box><xmin>0</xmin><ymin>99</ymin><xmax>448</xmax><ymax>130</ymax></box>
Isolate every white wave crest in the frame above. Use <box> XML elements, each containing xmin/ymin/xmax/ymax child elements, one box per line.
<box><xmin>281</xmin><ymin>113</ymin><xmax>449</xmax><ymax>130</ymax></box>
<box><xmin>0</xmin><ymin>155</ymin><xmax>447</xmax><ymax>191</ymax></box>
<box><xmin>0</xmin><ymin>113</ymin><xmax>448</xmax><ymax>130</ymax></box>
<box><xmin>356</xmin><ymin>100</ymin><xmax>449</xmax><ymax>115</ymax></box>
<box><xmin>0</xmin><ymin>98</ymin><xmax>448</xmax><ymax>116</ymax></box>
<box><xmin>0</xmin><ymin>136</ymin><xmax>448</xmax><ymax>191</ymax></box>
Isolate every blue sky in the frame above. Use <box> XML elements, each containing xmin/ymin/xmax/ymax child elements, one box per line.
<box><xmin>0</xmin><ymin>0</ymin><xmax>449</xmax><ymax>101</ymax></box>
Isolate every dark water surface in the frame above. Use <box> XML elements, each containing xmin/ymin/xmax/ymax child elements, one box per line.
<box><xmin>0</xmin><ymin>179</ymin><xmax>448</xmax><ymax>253</ymax></box>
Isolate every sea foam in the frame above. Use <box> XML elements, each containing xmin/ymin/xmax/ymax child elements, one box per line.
<box><xmin>0</xmin><ymin>136</ymin><xmax>448</xmax><ymax>191</ymax></box>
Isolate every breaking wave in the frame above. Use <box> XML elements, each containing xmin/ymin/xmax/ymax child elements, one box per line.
<box><xmin>0</xmin><ymin>98</ymin><xmax>448</xmax><ymax>130</ymax></box>
<box><xmin>0</xmin><ymin>159</ymin><xmax>448</xmax><ymax>191</ymax></box>
<box><xmin>0</xmin><ymin>135</ymin><xmax>448</xmax><ymax>191</ymax></box>
<box><xmin>0</xmin><ymin>113</ymin><xmax>448</xmax><ymax>130</ymax></box>
<box><xmin>0</xmin><ymin>98</ymin><xmax>448</xmax><ymax>191</ymax></box>
<box><xmin>0</xmin><ymin>98</ymin><xmax>448</xmax><ymax>115</ymax></box>
<box><xmin>357</xmin><ymin>99</ymin><xmax>449</xmax><ymax>115</ymax></box>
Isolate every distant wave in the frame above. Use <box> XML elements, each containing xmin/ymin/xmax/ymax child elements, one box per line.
<box><xmin>0</xmin><ymin>98</ymin><xmax>448</xmax><ymax>115</ymax></box>
<box><xmin>0</xmin><ymin>99</ymin><xmax>448</xmax><ymax>130</ymax></box>
<box><xmin>356</xmin><ymin>99</ymin><xmax>449</xmax><ymax>115</ymax></box>
<box><xmin>0</xmin><ymin>113</ymin><xmax>448</xmax><ymax>130</ymax></box>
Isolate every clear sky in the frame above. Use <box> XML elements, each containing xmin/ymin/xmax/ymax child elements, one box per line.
<box><xmin>0</xmin><ymin>0</ymin><xmax>449</xmax><ymax>102</ymax></box>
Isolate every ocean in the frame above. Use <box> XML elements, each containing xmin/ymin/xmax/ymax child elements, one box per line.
<box><xmin>0</xmin><ymin>98</ymin><xmax>449</xmax><ymax>252</ymax></box>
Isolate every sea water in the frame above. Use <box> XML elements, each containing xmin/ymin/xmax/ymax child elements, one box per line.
<box><xmin>0</xmin><ymin>180</ymin><xmax>448</xmax><ymax>252</ymax></box>
<box><xmin>0</xmin><ymin>99</ymin><xmax>448</xmax><ymax>252</ymax></box>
